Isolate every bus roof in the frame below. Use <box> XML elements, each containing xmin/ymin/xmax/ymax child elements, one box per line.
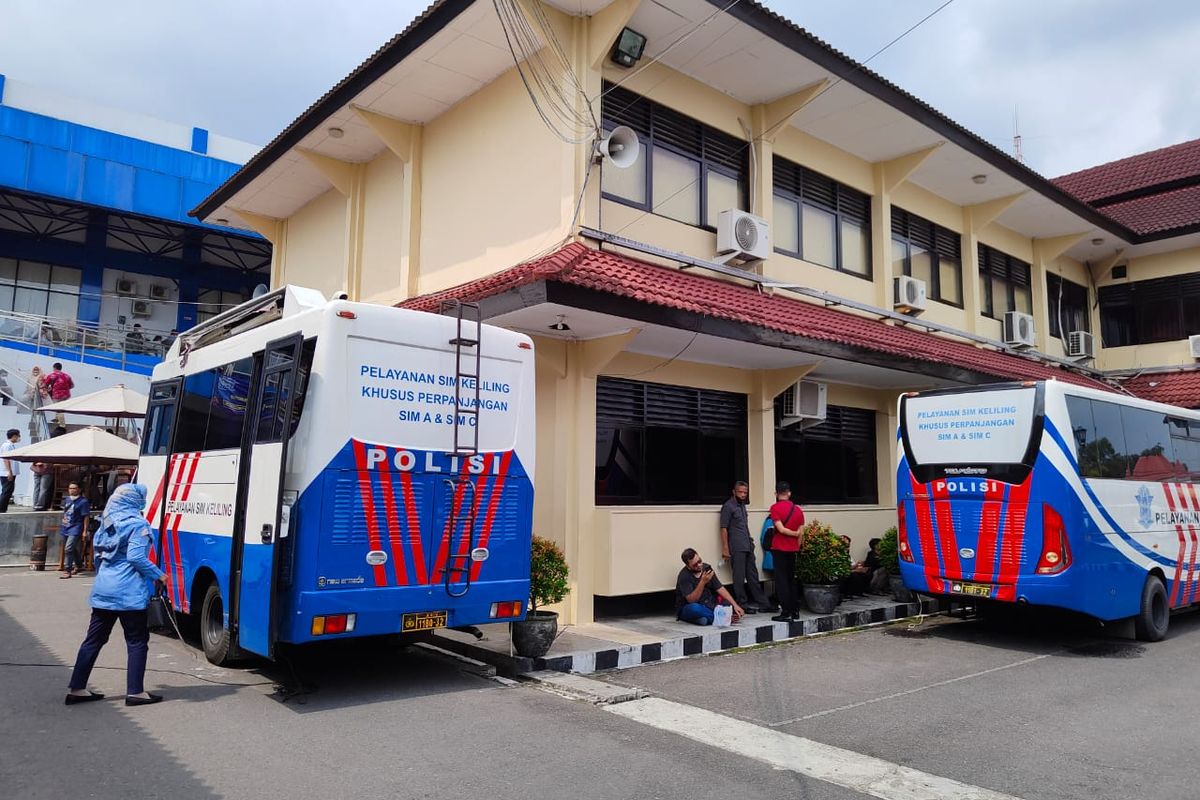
<box><xmin>903</xmin><ymin>379</ymin><xmax>1200</xmax><ymax>422</ymax></box>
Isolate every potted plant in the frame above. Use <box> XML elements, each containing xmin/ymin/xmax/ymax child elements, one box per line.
<box><xmin>511</xmin><ymin>535</ymin><xmax>569</xmax><ymax>658</ymax></box>
<box><xmin>795</xmin><ymin>521</ymin><xmax>850</xmax><ymax>614</ymax></box>
<box><xmin>877</xmin><ymin>526</ymin><xmax>915</xmax><ymax>602</ymax></box>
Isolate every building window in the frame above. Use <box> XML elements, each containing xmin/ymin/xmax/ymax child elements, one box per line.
<box><xmin>1098</xmin><ymin>274</ymin><xmax>1200</xmax><ymax>347</ymax></box>
<box><xmin>773</xmin><ymin>157</ymin><xmax>871</xmax><ymax>278</ymax></box>
<box><xmin>978</xmin><ymin>244</ymin><xmax>1031</xmax><ymax>319</ymax></box>
<box><xmin>0</xmin><ymin>258</ymin><xmax>81</xmax><ymax>320</ymax></box>
<box><xmin>595</xmin><ymin>377</ymin><xmax>747</xmax><ymax>505</ymax></box>
<box><xmin>1046</xmin><ymin>273</ymin><xmax>1089</xmax><ymax>338</ymax></box>
<box><xmin>197</xmin><ymin>288</ymin><xmax>248</xmax><ymax>323</ymax></box>
<box><xmin>891</xmin><ymin>208</ymin><xmax>962</xmax><ymax>306</ymax></box>
<box><xmin>600</xmin><ymin>84</ymin><xmax>748</xmax><ymax>230</ymax></box>
<box><xmin>775</xmin><ymin>403</ymin><xmax>877</xmax><ymax>504</ymax></box>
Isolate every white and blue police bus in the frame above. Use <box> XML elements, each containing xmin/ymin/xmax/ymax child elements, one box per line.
<box><xmin>139</xmin><ymin>286</ymin><xmax>535</xmax><ymax>664</ymax></box>
<box><xmin>897</xmin><ymin>379</ymin><xmax>1200</xmax><ymax>641</ymax></box>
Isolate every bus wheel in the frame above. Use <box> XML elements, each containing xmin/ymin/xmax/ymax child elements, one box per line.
<box><xmin>200</xmin><ymin>583</ymin><xmax>234</xmax><ymax>665</ymax></box>
<box><xmin>1134</xmin><ymin>575</ymin><xmax>1169</xmax><ymax>642</ymax></box>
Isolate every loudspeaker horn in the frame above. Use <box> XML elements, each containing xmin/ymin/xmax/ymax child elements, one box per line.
<box><xmin>597</xmin><ymin>125</ymin><xmax>640</xmax><ymax>169</ymax></box>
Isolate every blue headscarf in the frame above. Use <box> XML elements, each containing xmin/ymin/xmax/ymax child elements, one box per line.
<box><xmin>92</xmin><ymin>484</ymin><xmax>149</xmax><ymax>564</ymax></box>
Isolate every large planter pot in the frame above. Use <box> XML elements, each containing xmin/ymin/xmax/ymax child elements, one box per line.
<box><xmin>889</xmin><ymin>574</ymin><xmax>915</xmax><ymax>603</ymax></box>
<box><xmin>802</xmin><ymin>584</ymin><xmax>840</xmax><ymax>614</ymax></box>
<box><xmin>511</xmin><ymin>610</ymin><xmax>558</xmax><ymax>658</ymax></box>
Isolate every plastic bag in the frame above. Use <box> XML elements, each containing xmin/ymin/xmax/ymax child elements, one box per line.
<box><xmin>713</xmin><ymin>604</ymin><xmax>733</xmax><ymax>627</ymax></box>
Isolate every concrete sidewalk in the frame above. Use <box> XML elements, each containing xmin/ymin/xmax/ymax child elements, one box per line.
<box><xmin>433</xmin><ymin>594</ymin><xmax>938</xmax><ymax>676</ymax></box>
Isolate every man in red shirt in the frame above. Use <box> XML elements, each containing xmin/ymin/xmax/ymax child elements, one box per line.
<box><xmin>43</xmin><ymin>362</ymin><xmax>74</xmax><ymax>402</ymax></box>
<box><xmin>768</xmin><ymin>481</ymin><xmax>805</xmax><ymax>622</ymax></box>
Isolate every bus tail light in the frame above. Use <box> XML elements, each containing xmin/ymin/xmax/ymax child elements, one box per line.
<box><xmin>1036</xmin><ymin>504</ymin><xmax>1071</xmax><ymax>575</ymax></box>
<box><xmin>490</xmin><ymin>601</ymin><xmax>522</xmax><ymax>619</ymax></box>
<box><xmin>311</xmin><ymin>613</ymin><xmax>357</xmax><ymax>635</ymax></box>
<box><xmin>897</xmin><ymin>504</ymin><xmax>914</xmax><ymax>563</ymax></box>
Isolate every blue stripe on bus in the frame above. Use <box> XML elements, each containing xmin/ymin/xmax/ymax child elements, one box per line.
<box><xmin>1042</xmin><ymin>419</ymin><xmax>1175</xmax><ymax>568</ymax></box>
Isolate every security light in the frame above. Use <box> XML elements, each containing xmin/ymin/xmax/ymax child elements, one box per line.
<box><xmin>549</xmin><ymin>315</ymin><xmax>571</xmax><ymax>332</ymax></box>
<box><xmin>610</xmin><ymin>27</ymin><xmax>647</xmax><ymax>68</ymax></box>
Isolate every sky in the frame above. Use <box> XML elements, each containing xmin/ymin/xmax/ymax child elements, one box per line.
<box><xmin>1</xmin><ymin>0</ymin><xmax>1198</xmax><ymax>177</ymax></box>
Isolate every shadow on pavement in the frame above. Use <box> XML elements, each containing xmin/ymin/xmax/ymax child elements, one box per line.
<box><xmin>0</xmin><ymin>602</ymin><xmax>223</xmax><ymax>800</ymax></box>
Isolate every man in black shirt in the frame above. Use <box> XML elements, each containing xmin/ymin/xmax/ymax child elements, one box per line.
<box><xmin>719</xmin><ymin>480</ymin><xmax>772</xmax><ymax>613</ymax></box>
<box><xmin>676</xmin><ymin>548</ymin><xmax>744</xmax><ymax>625</ymax></box>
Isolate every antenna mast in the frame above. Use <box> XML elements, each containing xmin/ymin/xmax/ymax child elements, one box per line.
<box><xmin>1012</xmin><ymin>107</ymin><xmax>1024</xmax><ymax>164</ymax></box>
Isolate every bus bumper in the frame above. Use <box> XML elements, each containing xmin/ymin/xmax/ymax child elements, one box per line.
<box><xmin>899</xmin><ymin>564</ymin><xmax>1090</xmax><ymax>615</ymax></box>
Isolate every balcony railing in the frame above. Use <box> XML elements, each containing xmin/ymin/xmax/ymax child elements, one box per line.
<box><xmin>0</xmin><ymin>308</ymin><xmax>171</xmax><ymax>375</ymax></box>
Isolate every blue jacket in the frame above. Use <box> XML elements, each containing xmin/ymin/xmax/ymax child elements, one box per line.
<box><xmin>89</xmin><ymin>485</ymin><xmax>166</xmax><ymax>612</ymax></box>
<box><xmin>59</xmin><ymin>496</ymin><xmax>90</xmax><ymax>538</ymax></box>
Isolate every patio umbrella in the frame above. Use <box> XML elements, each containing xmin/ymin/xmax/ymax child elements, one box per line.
<box><xmin>39</xmin><ymin>384</ymin><xmax>148</xmax><ymax>419</ymax></box>
<box><xmin>3</xmin><ymin>427</ymin><xmax>139</xmax><ymax>465</ymax></box>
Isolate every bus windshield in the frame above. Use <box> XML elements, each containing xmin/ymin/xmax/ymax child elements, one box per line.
<box><xmin>901</xmin><ymin>385</ymin><xmax>1041</xmax><ymax>482</ymax></box>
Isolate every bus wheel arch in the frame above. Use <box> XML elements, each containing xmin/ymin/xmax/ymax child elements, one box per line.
<box><xmin>1134</xmin><ymin>571</ymin><xmax>1169</xmax><ymax>642</ymax></box>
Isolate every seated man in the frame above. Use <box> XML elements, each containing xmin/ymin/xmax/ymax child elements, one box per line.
<box><xmin>840</xmin><ymin>535</ymin><xmax>872</xmax><ymax>597</ymax></box>
<box><xmin>675</xmin><ymin>548</ymin><xmax>745</xmax><ymax>626</ymax></box>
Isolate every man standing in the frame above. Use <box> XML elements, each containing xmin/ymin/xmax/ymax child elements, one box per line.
<box><xmin>675</xmin><ymin>548</ymin><xmax>744</xmax><ymax>625</ymax></box>
<box><xmin>31</xmin><ymin>460</ymin><xmax>54</xmax><ymax>511</ymax></box>
<box><xmin>43</xmin><ymin>362</ymin><xmax>74</xmax><ymax>402</ymax></box>
<box><xmin>719</xmin><ymin>480</ymin><xmax>771</xmax><ymax>613</ymax></box>
<box><xmin>768</xmin><ymin>481</ymin><xmax>805</xmax><ymax>622</ymax></box>
<box><xmin>59</xmin><ymin>483</ymin><xmax>90</xmax><ymax>578</ymax></box>
<box><xmin>0</xmin><ymin>429</ymin><xmax>22</xmax><ymax>513</ymax></box>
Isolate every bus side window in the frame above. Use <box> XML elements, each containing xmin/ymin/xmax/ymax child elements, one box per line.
<box><xmin>255</xmin><ymin>339</ymin><xmax>315</xmax><ymax>444</ymax></box>
<box><xmin>1091</xmin><ymin>401</ymin><xmax>1129</xmax><ymax>479</ymax></box>
<box><xmin>1065</xmin><ymin>396</ymin><xmax>1097</xmax><ymax>477</ymax></box>
<box><xmin>141</xmin><ymin>383</ymin><xmax>179</xmax><ymax>457</ymax></box>
<box><xmin>1122</xmin><ymin>407</ymin><xmax>1178</xmax><ymax>481</ymax></box>
<box><xmin>1170</xmin><ymin>420</ymin><xmax>1200</xmax><ymax>483</ymax></box>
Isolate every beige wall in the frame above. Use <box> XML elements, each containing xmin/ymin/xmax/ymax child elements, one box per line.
<box><xmin>360</xmin><ymin>150</ymin><xmax>407</xmax><ymax>301</ymax></box>
<box><xmin>282</xmin><ymin>188</ymin><xmax>348</xmax><ymax>298</ymax></box>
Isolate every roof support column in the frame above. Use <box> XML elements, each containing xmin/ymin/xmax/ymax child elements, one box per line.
<box><xmin>1032</xmin><ymin>233</ymin><xmax>1085</xmax><ymax>351</ymax></box>
<box><xmin>748</xmin><ymin>366</ymin><xmax>815</xmax><ymax>509</ymax></box>
<box><xmin>871</xmin><ymin>145</ymin><xmax>941</xmax><ymax>309</ymax></box>
<box><xmin>300</xmin><ymin>151</ymin><xmax>366</xmax><ymax>300</ymax></box>
<box><xmin>962</xmin><ymin>193</ymin><xmax>1024</xmax><ymax>334</ymax></box>
<box><xmin>230</xmin><ymin>210</ymin><xmax>287</xmax><ymax>290</ymax></box>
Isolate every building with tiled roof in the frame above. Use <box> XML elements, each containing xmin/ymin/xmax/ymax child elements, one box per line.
<box><xmin>192</xmin><ymin>0</ymin><xmax>1200</xmax><ymax>622</ymax></box>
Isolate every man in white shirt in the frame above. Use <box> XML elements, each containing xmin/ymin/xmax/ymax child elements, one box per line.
<box><xmin>0</xmin><ymin>428</ymin><xmax>21</xmax><ymax>513</ymax></box>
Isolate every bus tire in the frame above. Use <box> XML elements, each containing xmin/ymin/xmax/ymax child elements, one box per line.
<box><xmin>200</xmin><ymin>583</ymin><xmax>234</xmax><ymax>665</ymax></box>
<box><xmin>1134</xmin><ymin>575</ymin><xmax>1169</xmax><ymax>642</ymax></box>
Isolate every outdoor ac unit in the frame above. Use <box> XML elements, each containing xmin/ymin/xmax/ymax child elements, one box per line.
<box><xmin>149</xmin><ymin>284</ymin><xmax>170</xmax><ymax>301</ymax></box>
<box><xmin>1003</xmin><ymin>311</ymin><xmax>1036</xmax><ymax>348</ymax></box>
<box><xmin>893</xmin><ymin>275</ymin><xmax>927</xmax><ymax>314</ymax></box>
<box><xmin>780</xmin><ymin>380</ymin><xmax>827</xmax><ymax>428</ymax></box>
<box><xmin>131</xmin><ymin>299</ymin><xmax>153</xmax><ymax>318</ymax></box>
<box><xmin>1066</xmin><ymin>330</ymin><xmax>1094</xmax><ymax>359</ymax></box>
<box><xmin>716</xmin><ymin>209</ymin><xmax>771</xmax><ymax>262</ymax></box>
<box><xmin>1190</xmin><ymin>335</ymin><xmax>1200</xmax><ymax>359</ymax></box>
<box><xmin>116</xmin><ymin>278</ymin><xmax>138</xmax><ymax>296</ymax></box>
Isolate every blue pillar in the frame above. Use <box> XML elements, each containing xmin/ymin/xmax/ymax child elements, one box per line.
<box><xmin>177</xmin><ymin>231</ymin><xmax>200</xmax><ymax>331</ymax></box>
<box><xmin>77</xmin><ymin>209</ymin><xmax>105</xmax><ymax>326</ymax></box>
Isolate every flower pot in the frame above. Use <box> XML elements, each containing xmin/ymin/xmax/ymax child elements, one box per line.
<box><xmin>802</xmin><ymin>584</ymin><xmax>840</xmax><ymax>614</ymax></box>
<box><xmin>511</xmin><ymin>610</ymin><xmax>558</xmax><ymax>658</ymax></box>
<box><xmin>889</xmin><ymin>574</ymin><xmax>915</xmax><ymax>603</ymax></box>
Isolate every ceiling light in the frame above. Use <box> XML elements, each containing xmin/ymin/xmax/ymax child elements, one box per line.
<box><xmin>549</xmin><ymin>315</ymin><xmax>571</xmax><ymax>332</ymax></box>
<box><xmin>971</xmin><ymin>174</ymin><xmax>987</xmax><ymax>185</ymax></box>
<box><xmin>610</xmin><ymin>27</ymin><xmax>647</xmax><ymax>68</ymax></box>
<box><xmin>1091</xmin><ymin>237</ymin><xmax>1104</xmax><ymax>246</ymax></box>
<box><xmin>327</xmin><ymin>127</ymin><xmax>345</xmax><ymax>139</ymax></box>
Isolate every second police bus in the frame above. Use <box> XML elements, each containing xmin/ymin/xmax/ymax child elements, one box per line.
<box><xmin>897</xmin><ymin>379</ymin><xmax>1200</xmax><ymax>641</ymax></box>
<box><xmin>139</xmin><ymin>286</ymin><xmax>536</xmax><ymax>664</ymax></box>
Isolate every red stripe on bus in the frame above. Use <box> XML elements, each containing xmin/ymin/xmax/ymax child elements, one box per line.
<box><xmin>908</xmin><ymin>475</ymin><xmax>940</xmax><ymax>577</ymax></box>
<box><xmin>471</xmin><ymin>452</ymin><xmax>513</xmax><ymax>582</ymax></box>
<box><xmin>169</xmin><ymin>453</ymin><xmax>201</xmax><ymax>612</ymax></box>
<box><xmin>1183</xmin><ymin>483</ymin><xmax>1200</xmax><ymax>605</ymax></box>
<box><xmin>351</xmin><ymin>441</ymin><xmax>387</xmax><ymax>587</ymax></box>
<box><xmin>397</xmin><ymin>470</ymin><xmax>428</xmax><ymax>585</ymax></box>
<box><xmin>160</xmin><ymin>453</ymin><xmax>190</xmax><ymax>608</ymax></box>
<box><xmin>931</xmin><ymin>481</ymin><xmax>963</xmax><ymax>581</ymax></box>
<box><xmin>994</xmin><ymin>477</ymin><xmax>1032</xmax><ymax>597</ymax></box>
<box><xmin>376</xmin><ymin>457</ymin><xmax>408</xmax><ymax>587</ymax></box>
<box><xmin>972</xmin><ymin>480</ymin><xmax>1006</xmax><ymax>584</ymax></box>
<box><xmin>1163</xmin><ymin>482</ymin><xmax>1188</xmax><ymax>608</ymax></box>
<box><xmin>145</xmin><ymin>455</ymin><xmax>177</xmax><ymax>567</ymax></box>
<box><xmin>432</xmin><ymin>461</ymin><xmax>472</xmax><ymax>583</ymax></box>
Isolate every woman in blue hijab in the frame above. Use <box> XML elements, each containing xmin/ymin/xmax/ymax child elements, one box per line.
<box><xmin>65</xmin><ymin>483</ymin><xmax>170</xmax><ymax>706</ymax></box>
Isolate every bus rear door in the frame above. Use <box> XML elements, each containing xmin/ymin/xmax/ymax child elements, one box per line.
<box><xmin>236</xmin><ymin>333</ymin><xmax>304</xmax><ymax>658</ymax></box>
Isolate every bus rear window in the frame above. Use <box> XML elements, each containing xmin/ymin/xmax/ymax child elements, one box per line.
<box><xmin>902</xmin><ymin>387</ymin><xmax>1038</xmax><ymax>469</ymax></box>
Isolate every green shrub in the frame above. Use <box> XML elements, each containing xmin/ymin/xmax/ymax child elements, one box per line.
<box><xmin>795</xmin><ymin>521</ymin><xmax>850</xmax><ymax>585</ymax></box>
<box><xmin>877</xmin><ymin>526</ymin><xmax>900</xmax><ymax>575</ymax></box>
<box><xmin>529</xmin><ymin>536</ymin><xmax>569</xmax><ymax>612</ymax></box>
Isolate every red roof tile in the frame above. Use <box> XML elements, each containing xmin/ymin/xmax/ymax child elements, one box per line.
<box><xmin>1122</xmin><ymin>371</ymin><xmax>1200</xmax><ymax>408</ymax></box>
<box><xmin>404</xmin><ymin>243</ymin><xmax>1116</xmax><ymax>393</ymax></box>
<box><xmin>1053</xmin><ymin>138</ymin><xmax>1200</xmax><ymax>203</ymax></box>
<box><xmin>1093</xmin><ymin>183</ymin><xmax>1200</xmax><ymax>236</ymax></box>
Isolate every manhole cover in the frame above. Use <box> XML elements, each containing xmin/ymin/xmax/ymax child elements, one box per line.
<box><xmin>1064</xmin><ymin>642</ymin><xmax>1144</xmax><ymax>658</ymax></box>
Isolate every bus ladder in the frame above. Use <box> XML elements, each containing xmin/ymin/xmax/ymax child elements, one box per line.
<box><xmin>439</xmin><ymin>299</ymin><xmax>482</xmax><ymax>598</ymax></box>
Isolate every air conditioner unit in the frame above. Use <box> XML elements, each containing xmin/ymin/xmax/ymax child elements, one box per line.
<box><xmin>893</xmin><ymin>275</ymin><xmax>927</xmax><ymax>314</ymax></box>
<box><xmin>1189</xmin><ymin>335</ymin><xmax>1200</xmax><ymax>359</ymax></box>
<box><xmin>149</xmin><ymin>284</ymin><xmax>170</xmax><ymax>301</ymax></box>
<box><xmin>1066</xmin><ymin>330</ymin><xmax>1094</xmax><ymax>360</ymax></box>
<box><xmin>131</xmin><ymin>299</ymin><xmax>153</xmax><ymax>318</ymax></box>
<box><xmin>116</xmin><ymin>278</ymin><xmax>138</xmax><ymax>296</ymax></box>
<box><xmin>1003</xmin><ymin>311</ymin><xmax>1036</xmax><ymax>348</ymax></box>
<box><xmin>716</xmin><ymin>209</ymin><xmax>771</xmax><ymax>263</ymax></box>
<box><xmin>780</xmin><ymin>380</ymin><xmax>827</xmax><ymax>428</ymax></box>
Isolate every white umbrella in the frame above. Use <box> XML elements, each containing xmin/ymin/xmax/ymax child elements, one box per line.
<box><xmin>40</xmin><ymin>384</ymin><xmax>148</xmax><ymax>419</ymax></box>
<box><xmin>3</xmin><ymin>426</ymin><xmax>139</xmax><ymax>465</ymax></box>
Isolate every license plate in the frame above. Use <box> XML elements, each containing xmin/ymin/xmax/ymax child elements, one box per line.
<box><xmin>950</xmin><ymin>581</ymin><xmax>992</xmax><ymax>598</ymax></box>
<box><xmin>401</xmin><ymin>611</ymin><xmax>448</xmax><ymax>632</ymax></box>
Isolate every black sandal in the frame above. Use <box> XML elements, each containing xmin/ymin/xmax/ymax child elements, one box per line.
<box><xmin>64</xmin><ymin>691</ymin><xmax>105</xmax><ymax>705</ymax></box>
